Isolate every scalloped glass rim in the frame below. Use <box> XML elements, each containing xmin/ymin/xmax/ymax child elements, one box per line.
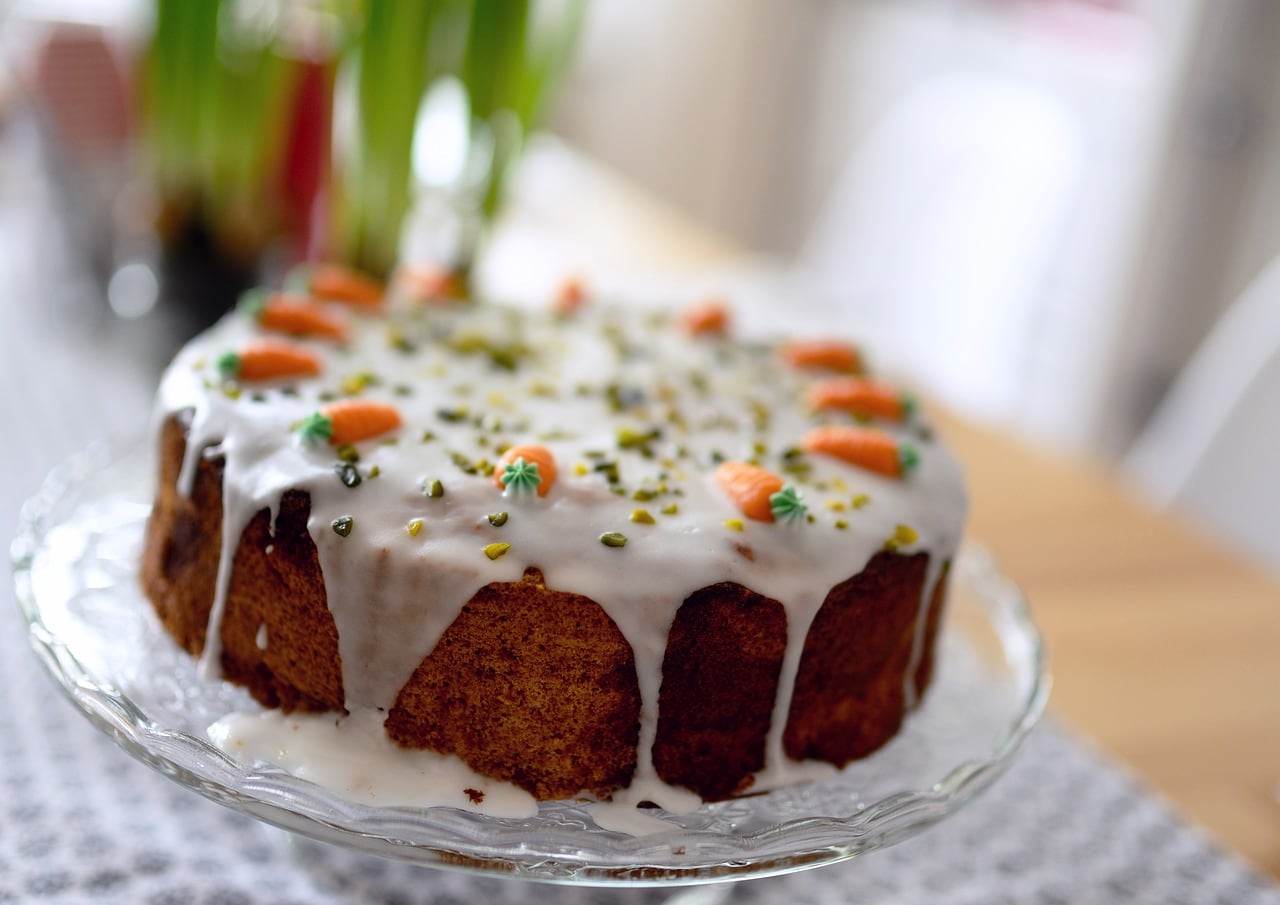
<box><xmin>11</xmin><ymin>443</ymin><xmax>1049</xmax><ymax>887</ymax></box>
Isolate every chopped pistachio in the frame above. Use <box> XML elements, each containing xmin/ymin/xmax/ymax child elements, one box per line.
<box><xmin>335</xmin><ymin>463</ymin><xmax>362</xmax><ymax>488</ymax></box>
<box><xmin>406</xmin><ymin>518</ymin><xmax>424</xmax><ymax>537</ymax></box>
<box><xmin>331</xmin><ymin>516</ymin><xmax>354</xmax><ymax>537</ymax></box>
<box><xmin>487</xmin><ymin>511</ymin><xmax>509</xmax><ymax>527</ymax></box>
<box><xmin>723</xmin><ymin>518</ymin><xmax>744</xmax><ymax>532</ymax></box>
<box><xmin>629</xmin><ymin>509</ymin><xmax>655</xmax><ymax>525</ymax></box>
<box><xmin>661</xmin><ymin>503</ymin><xmax>679</xmax><ymax>515</ymax></box>
<box><xmin>483</xmin><ymin>542</ymin><xmax>511</xmax><ymax>560</ymax></box>
<box><xmin>423</xmin><ymin>478</ymin><xmax>445</xmax><ymax>498</ymax></box>
<box><xmin>599</xmin><ymin>532</ymin><xmax>628</xmax><ymax>548</ymax></box>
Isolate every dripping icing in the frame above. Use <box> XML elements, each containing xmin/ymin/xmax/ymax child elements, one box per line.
<box><xmin>157</xmin><ymin>298</ymin><xmax>967</xmax><ymax>807</ymax></box>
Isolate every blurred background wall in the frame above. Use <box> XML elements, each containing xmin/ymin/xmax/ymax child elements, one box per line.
<box><xmin>553</xmin><ymin>0</ymin><xmax>1280</xmax><ymax>464</ymax></box>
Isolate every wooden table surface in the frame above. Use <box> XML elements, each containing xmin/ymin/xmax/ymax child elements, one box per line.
<box><xmin>495</xmin><ymin>140</ymin><xmax>1280</xmax><ymax>880</ymax></box>
<box><xmin>937</xmin><ymin>411</ymin><xmax>1280</xmax><ymax>880</ymax></box>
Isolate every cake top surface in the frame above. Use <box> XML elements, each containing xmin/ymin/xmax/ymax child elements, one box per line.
<box><xmin>158</xmin><ymin>275</ymin><xmax>966</xmax><ymax>718</ymax></box>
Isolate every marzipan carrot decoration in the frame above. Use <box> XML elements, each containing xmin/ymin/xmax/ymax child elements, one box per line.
<box><xmin>802</xmin><ymin>425</ymin><xmax>919</xmax><ymax>478</ymax></box>
<box><xmin>806</xmin><ymin>376</ymin><xmax>915</xmax><ymax>421</ymax></box>
<box><xmin>552</xmin><ymin>276</ymin><xmax>586</xmax><ymax>315</ymax></box>
<box><xmin>715</xmin><ymin>461</ymin><xmax>784</xmax><ymax>522</ymax></box>
<box><xmin>394</xmin><ymin>264</ymin><xmax>466</xmax><ymax>303</ymax></box>
<box><xmin>243</xmin><ymin>292</ymin><xmax>349</xmax><ymax>342</ymax></box>
<box><xmin>494</xmin><ymin>444</ymin><xmax>557</xmax><ymax>497</ymax></box>
<box><xmin>297</xmin><ymin>400</ymin><xmax>402</xmax><ymax>446</ymax></box>
<box><xmin>309</xmin><ymin>263</ymin><xmax>385</xmax><ymax>308</ymax></box>
<box><xmin>680</xmin><ymin>299</ymin><xmax>730</xmax><ymax>336</ymax></box>
<box><xmin>218</xmin><ymin>340</ymin><xmax>322</xmax><ymax>382</ymax></box>
<box><xmin>780</xmin><ymin>339</ymin><xmax>862</xmax><ymax>374</ymax></box>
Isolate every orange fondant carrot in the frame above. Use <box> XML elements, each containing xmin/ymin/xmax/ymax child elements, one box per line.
<box><xmin>494</xmin><ymin>444</ymin><xmax>557</xmax><ymax>497</ymax></box>
<box><xmin>220</xmin><ymin>340</ymin><xmax>322</xmax><ymax>382</ymax></box>
<box><xmin>309</xmin><ymin>263</ymin><xmax>385</xmax><ymax>308</ymax></box>
<box><xmin>715</xmin><ymin>461</ymin><xmax>785</xmax><ymax>522</ymax></box>
<box><xmin>806</xmin><ymin>376</ymin><xmax>914</xmax><ymax>421</ymax></box>
<box><xmin>321</xmin><ymin>400</ymin><xmax>402</xmax><ymax>445</ymax></box>
<box><xmin>552</xmin><ymin>276</ymin><xmax>586</xmax><ymax>315</ymax></box>
<box><xmin>255</xmin><ymin>294</ymin><xmax>349</xmax><ymax>341</ymax></box>
<box><xmin>394</xmin><ymin>264</ymin><xmax>466</xmax><ymax>303</ymax></box>
<box><xmin>781</xmin><ymin>338</ymin><xmax>862</xmax><ymax>374</ymax></box>
<box><xmin>802</xmin><ymin>425</ymin><xmax>918</xmax><ymax>478</ymax></box>
<box><xmin>680</xmin><ymin>299</ymin><xmax>730</xmax><ymax>336</ymax></box>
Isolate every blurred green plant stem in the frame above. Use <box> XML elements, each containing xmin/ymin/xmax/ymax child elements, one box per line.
<box><xmin>141</xmin><ymin>0</ymin><xmax>584</xmax><ymax>282</ymax></box>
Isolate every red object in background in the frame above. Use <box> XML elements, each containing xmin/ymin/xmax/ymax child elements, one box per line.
<box><xmin>30</xmin><ymin>24</ymin><xmax>132</xmax><ymax>156</ymax></box>
<box><xmin>278</xmin><ymin>58</ymin><xmax>333</xmax><ymax>260</ymax></box>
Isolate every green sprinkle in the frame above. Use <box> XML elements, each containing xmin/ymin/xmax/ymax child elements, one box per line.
<box><xmin>336</xmin><ymin>443</ymin><xmax>360</xmax><ymax>463</ymax></box>
<box><xmin>629</xmin><ymin>509</ymin><xmax>655</xmax><ymax>524</ymax></box>
<box><xmin>898</xmin><ymin>443</ymin><xmax>921</xmax><ymax>474</ymax></box>
<box><xmin>423</xmin><ymin>479</ymin><xmax>445</xmax><ymax>498</ymax></box>
<box><xmin>769</xmin><ymin>484</ymin><xmax>808</xmax><ymax>524</ymax></box>
<box><xmin>406</xmin><ymin>518</ymin><xmax>423</xmax><ymax>537</ymax></box>
<box><xmin>216</xmin><ymin>351</ymin><xmax>241</xmax><ymax>380</ymax></box>
<box><xmin>283</xmin><ymin>264</ymin><xmax>312</xmax><ymax>294</ymax></box>
<box><xmin>483</xmin><ymin>542</ymin><xmax>511</xmax><ymax>560</ymax></box>
<box><xmin>387</xmin><ymin>326</ymin><xmax>416</xmax><ymax>353</ymax></box>
<box><xmin>592</xmin><ymin>460</ymin><xmax>621</xmax><ymax>484</ymax></box>
<box><xmin>661</xmin><ymin>503</ymin><xmax>679</xmax><ymax>515</ymax></box>
<box><xmin>334</xmin><ymin>462</ymin><xmax>362</xmax><ymax>488</ymax></box>
<box><xmin>340</xmin><ymin>371</ymin><xmax>379</xmax><ymax>395</ymax></box>
<box><xmin>331</xmin><ymin>516</ymin><xmax>354</xmax><ymax>537</ymax></box>
<box><xmin>884</xmin><ymin>524</ymin><xmax>919</xmax><ymax>551</ymax></box>
<box><xmin>487</xmin><ymin>511</ymin><xmax>509</xmax><ymax>527</ymax></box>
<box><xmin>617</xmin><ymin>426</ymin><xmax>661</xmax><ymax>450</ymax></box>
<box><xmin>723</xmin><ymin>518</ymin><xmax>744</xmax><ymax>532</ymax></box>
<box><xmin>599</xmin><ymin>532</ymin><xmax>628</xmax><ymax>548</ymax></box>
<box><xmin>236</xmin><ymin>286</ymin><xmax>270</xmax><ymax>319</ymax></box>
<box><xmin>499</xmin><ymin>457</ymin><xmax>542</xmax><ymax>494</ymax></box>
<box><xmin>296</xmin><ymin>412</ymin><xmax>334</xmax><ymax>446</ymax></box>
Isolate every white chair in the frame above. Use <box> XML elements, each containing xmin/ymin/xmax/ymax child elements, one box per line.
<box><xmin>1124</xmin><ymin>253</ymin><xmax>1280</xmax><ymax>572</ymax></box>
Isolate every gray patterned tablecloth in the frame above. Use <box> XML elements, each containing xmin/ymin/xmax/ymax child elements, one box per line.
<box><xmin>2</xmin><ymin>112</ymin><xmax>1279</xmax><ymax>905</ymax></box>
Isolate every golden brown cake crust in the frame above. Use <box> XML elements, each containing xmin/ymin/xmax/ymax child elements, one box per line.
<box><xmin>141</xmin><ymin>412</ymin><xmax>221</xmax><ymax>656</ymax></box>
<box><xmin>385</xmin><ymin>568</ymin><xmax>642</xmax><ymax>801</ymax></box>
<box><xmin>652</xmin><ymin>583</ymin><xmax>787</xmax><ymax>801</ymax></box>
<box><xmin>143</xmin><ymin>414</ymin><xmax>954</xmax><ymax>802</ymax></box>
<box><xmin>783</xmin><ymin>551</ymin><xmax>929</xmax><ymax>764</ymax></box>
<box><xmin>142</xmin><ymin>414</ymin><xmax>342</xmax><ymax>713</ymax></box>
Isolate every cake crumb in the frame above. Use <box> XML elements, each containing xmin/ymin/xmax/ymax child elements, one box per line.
<box><xmin>464</xmin><ymin>788</ymin><xmax>485</xmax><ymax>804</ymax></box>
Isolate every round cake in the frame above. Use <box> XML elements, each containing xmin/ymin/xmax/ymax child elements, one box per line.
<box><xmin>140</xmin><ymin>267</ymin><xmax>967</xmax><ymax>808</ymax></box>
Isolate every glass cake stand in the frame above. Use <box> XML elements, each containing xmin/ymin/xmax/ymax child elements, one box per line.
<box><xmin>11</xmin><ymin>444</ymin><xmax>1049</xmax><ymax>888</ymax></box>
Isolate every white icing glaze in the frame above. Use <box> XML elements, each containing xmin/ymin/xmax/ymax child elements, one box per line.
<box><xmin>209</xmin><ymin>708</ymin><xmax>538</xmax><ymax>817</ymax></box>
<box><xmin>157</xmin><ymin>295</ymin><xmax>967</xmax><ymax>807</ymax></box>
